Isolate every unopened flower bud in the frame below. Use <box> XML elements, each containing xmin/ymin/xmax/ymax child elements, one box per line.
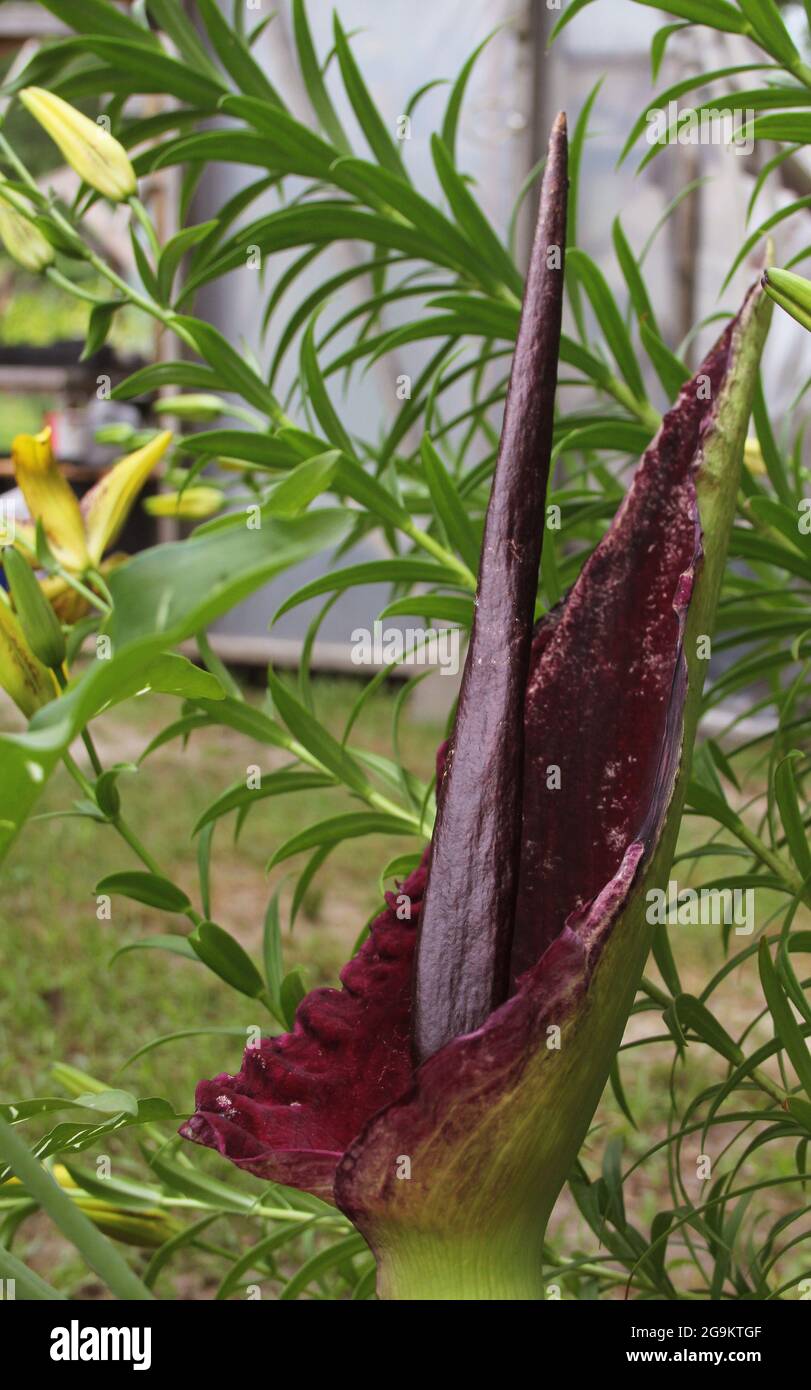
<box><xmin>20</xmin><ymin>87</ymin><xmax>136</xmax><ymax>202</ymax></box>
<box><xmin>3</xmin><ymin>546</ymin><xmax>65</xmax><ymax>670</ymax></box>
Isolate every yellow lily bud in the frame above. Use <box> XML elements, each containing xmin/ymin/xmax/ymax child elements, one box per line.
<box><xmin>11</xmin><ymin>427</ymin><xmax>89</xmax><ymax>571</ymax></box>
<box><xmin>743</xmin><ymin>437</ymin><xmax>766</xmax><ymax>476</ymax></box>
<box><xmin>217</xmin><ymin>456</ymin><xmax>252</xmax><ymax>474</ymax></box>
<box><xmin>5</xmin><ymin>1164</ymin><xmax>182</xmax><ymax>1248</ymax></box>
<box><xmin>144</xmin><ymin>485</ymin><xmax>224</xmax><ymax>520</ymax></box>
<box><xmin>82</xmin><ymin>430</ymin><xmax>172</xmax><ymax>564</ymax></box>
<box><xmin>72</xmin><ymin>1197</ymin><xmax>185</xmax><ymax>1249</ymax></box>
<box><xmin>0</xmin><ymin>593</ymin><xmax>57</xmax><ymax>716</ymax></box>
<box><xmin>0</xmin><ymin>194</ymin><xmax>54</xmax><ymax>273</ymax></box>
<box><xmin>20</xmin><ymin>87</ymin><xmax>136</xmax><ymax>202</ymax></box>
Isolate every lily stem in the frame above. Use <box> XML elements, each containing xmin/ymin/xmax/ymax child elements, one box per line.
<box><xmin>61</xmin><ymin>745</ymin><xmax>201</xmax><ymax>928</ymax></box>
<box><xmin>110</xmin><ymin>813</ymin><xmax>202</xmax><ymax>928</ymax></box>
<box><xmin>735</xmin><ymin>820</ymin><xmax>809</xmax><ymax>904</ymax></box>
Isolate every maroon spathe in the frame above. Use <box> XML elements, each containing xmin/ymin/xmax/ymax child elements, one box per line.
<box><xmin>181</xmin><ymin>313</ymin><xmax>739</xmax><ymax>1206</ymax></box>
<box><xmin>182</xmin><ymin>853</ymin><xmax>429</xmax><ymax>1202</ymax></box>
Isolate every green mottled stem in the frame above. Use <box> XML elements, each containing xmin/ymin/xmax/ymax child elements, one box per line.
<box><xmin>376</xmin><ymin>1228</ymin><xmax>548</xmax><ymax>1301</ymax></box>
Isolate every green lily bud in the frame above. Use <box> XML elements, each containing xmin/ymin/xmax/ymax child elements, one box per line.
<box><xmin>94</xmin><ymin>423</ymin><xmax>139</xmax><ymax>448</ymax></box>
<box><xmin>3</xmin><ymin>546</ymin><xmax>66</xmax><ymax>670</ymax></box>
<box><xmin>152</xmin><ymin>394</ymin><xmax>227</xmax><ymax>421</ymax></box>
<box><xmin>0</xmin><ymin>179</ymin><xmax>54</xmax><ymax>273</ymax></box>
<box><xmin>143</xmin><ymin>485</ymin><xmax>224</xmax><ymax>520</ymax></box>
<box><xmin>20</xmin><ymin>87</ymin><xmax>136</xmax><ymax>202</ymax></box>
<box><xmin>762</xmin><ymin>267</ymin><xmax>811</xmax><ymax>332</ymax></box>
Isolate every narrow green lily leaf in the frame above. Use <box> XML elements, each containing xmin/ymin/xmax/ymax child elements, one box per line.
<box><xmin>630</xmin><ymin>0</ymin><xmax>747</xmax><ymax>34</ymax></box>
<box><xmin>279</xmin><ymin>967</ymin><xmax>308</xmax><ymax>1031</ymax></box>
<box><xmin>95</xmin><ymin>871</ymin><xmax>191</xmax><ymax>913</ymax></box>
<box><xmin>263</xmin><ymin>886</ymin><xmax>285</xmax><ymax>1017</ymax></box>
<box><xmin>379</xmin><ymin>594</ymin><xmax>474</xmax><ymax>627</ymax></box>
<box><xmin>195</xmin><ymin>771</ymin><xmax>335</xmax><ymax>838</ymax></box>
<box><xmin>190</xmin><ymin>921</ymin><xmax>265</xmax><ymax>999</ymax></box>
<box><xmin>292</xmin><ymin>0</ymin><xmax>351</xmax><ymax>151</ymax></box>
<box><xmin>759</xmin><ymin>940</ymin><xmax>811</xmax><ymax>1100</ymax></box>
<box><xmin>549</xmin><ymin>0</ymin><xmax>597</xmax><ymax>43</ymax></box>
<box><xmin>332</xmin><ymin>14</ymin><xmax>404</xmax><ymax>177</ymax></box>
<box><xmin>268</xmin><ymin>812</ymin><xmax>419</xmax><ymax>868</ymax></box>
<box><xmin>675</xmin><ymin>994</ymin><xmax>744</xmax><ymax>1066</ymax></box>
<box><xmin>420</xmin><ymin>434</ymin><xmax>480</xmax><ymax>574</ymax></box>
<box><xmin>300</xmin><ymin>321</ymin><xmax>354</xmax><ymax>455</ymax></box>
<box><xmin>612</xmin><ymin>215</ymin><xmax>659</xmax><ymax>335</ymax></box>
<box><xmin>441</xmin><ymin>29</ymin><xmax>501</xmax><ymax>160</ymax></box>
<box><xmin>109</xmin><ymin>935</ymin><xmax>200</xmax><ymax>966</ymax></box>
<box><xmin>157</xmin><ymin>220</ymin><xmax>219</xmax><ymax>303</ymax></box>
<box><xmin>639</xmin><ymin>319</ymin><xmax>690</xmax><ymax>401</ymax></box>
<box><xmin>0</xmin><ymin>1246</ymin><xmax>67</xmax><ymax>1300</ymax></box>
<box><xmin>266</xmin><ymin>669</ymin><xmax>375</xmax><ymax>800</ymax></box>
<box><xmin>274</xmin><ymin>558</ymin><xmax>460</xmax><ymax>620</ymax></box>
<box><xmin>196</xmin><ymin>0</ymin><xmax>284</xmax><ymax>103</ymax></box>
<box><xmin>431</xmin><ymin>134</ymin><xmax>522</xmax><ymax>297</ymax></box>
<box><xmin>144</xmin><ymin>0</ymin><xmax>223</xmax><ymax>80</ymax></box>
<box><xmin>0</xmin><ymin>1115</ymin><xmax>153</xmax><ymax>1300</ymax></box>
<box><xmin>118</xmin><ymin>1027</ymin><xmax>247</xmax><ymax>1073</ymax></box>
<box><xmin>567</xmin><ymin>248</ymin><xmax>647</xmax><ymax>401</ymax></box>
<box><xmin>279</xmin><ymin>1232</ymin><xmax>367</xmax><ymax>1300</ymax></box>
<box><xmin>774</xmin><ymin>753</ymin><xmax>811</xmax><ymax>879</ymax></box>
<box><xmin>737</xmin><ymin>0</ymin><xmax>800</xmax><ymax>64</ymax></box>
<box><xmin>266</xmin><ymin>452</ymin><xmax>341</xmax><ymax>516</ymax></box>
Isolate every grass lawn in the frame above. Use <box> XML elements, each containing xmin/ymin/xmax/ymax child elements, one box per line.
<box><xmin>0</xmin><ymin>675</ymin><xmax>806</xmax><ymax>1297</ymax></box>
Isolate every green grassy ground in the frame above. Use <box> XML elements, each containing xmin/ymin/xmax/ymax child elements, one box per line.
<box><xmin>0</xmin><ymin>676</ymin><xmax>432</xmax><ymax>1110</ymax></box>
<box><xmin>0</xmin><ymin>676</ymin><xmax>805</xmax><ymax>1297</ymax></box>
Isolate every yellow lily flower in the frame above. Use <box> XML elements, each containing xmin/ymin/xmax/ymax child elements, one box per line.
<box><xmin>81</xmin><ymin>430</ymin><xmax>173</xmax><ymax>564</ymax></box>
<box><xmin>12</xmin><ymin>429</ymin><xmax>172</xmax><ymax>577</ymax></box>
<box><xmin>12</xmin><ymin>427</ymin><xmax>89</xmax><ymax>571</ymax></box>
<box><xmin>0</xmin><ymin>593</ymin><xmax>57</xmax><ymax>715</ymax></box>
<box><xmin>20</xmin><ymin>87</ymin><xmax>137</xmax><ymax>202</ymax></box>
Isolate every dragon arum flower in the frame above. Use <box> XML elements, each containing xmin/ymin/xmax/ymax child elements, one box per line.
<box><xmin>182</xmin><ymin>117</ymin><xmax>772</xmax><ymax>1300</ymax></box>
<box><xmin>20</xmin><ymin>88</ymin><xmax>136</xmax><ymax>202</ymax></box>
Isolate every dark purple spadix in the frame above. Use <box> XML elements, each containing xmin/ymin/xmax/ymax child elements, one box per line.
<box><xmin>411</xmin><ymin>113</ymin><xmax>568</xmax><ymax>1062</ymax></box>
